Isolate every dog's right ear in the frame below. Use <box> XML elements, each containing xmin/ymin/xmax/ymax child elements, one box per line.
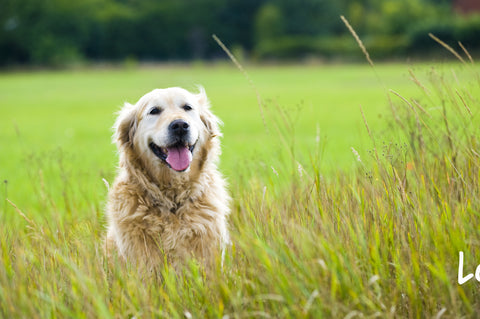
<box><xmin>113</xmin><ymin>102</ymin><xmax>138</xmax><ymax>150</ymax></box>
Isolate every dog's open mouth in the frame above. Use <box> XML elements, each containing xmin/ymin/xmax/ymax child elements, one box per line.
<box><xmin>149</xmin><ymin>141</ymin><xmax>195</xmax><ymax>172</ymax></box>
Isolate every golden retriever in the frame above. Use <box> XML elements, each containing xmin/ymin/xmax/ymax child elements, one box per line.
<box><xmin>105</xmin><ymin>87</ymin><xmax>230</xmax><ymax>271</ymax></box>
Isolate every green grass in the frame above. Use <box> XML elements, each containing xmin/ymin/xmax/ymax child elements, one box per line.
<box><xmin>1</xmin><ymin>60</ymin><xmax>480</xmax><ymax>318</ymax></box>
<box><xmin>0</xmin><ymin>63</ymin><xmax>467</xmax><ymax>212</ymax></box>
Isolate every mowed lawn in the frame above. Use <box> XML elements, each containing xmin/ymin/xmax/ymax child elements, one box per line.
<box><xmin>0</xmin><ymin>62</ymin><xmax>447</xmax><ymax>216</ymax></box>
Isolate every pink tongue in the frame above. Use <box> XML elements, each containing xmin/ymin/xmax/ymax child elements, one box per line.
<box><xmin>166</xmin><ymin>146</ymin><xmax>192</xmax><ymax>171</ymax></box>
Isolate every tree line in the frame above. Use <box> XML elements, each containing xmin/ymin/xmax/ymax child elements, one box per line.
<box><xmin>1</xmin><ymin>0</ymin><xmax>478</xmax><ymax>67</ymax></box>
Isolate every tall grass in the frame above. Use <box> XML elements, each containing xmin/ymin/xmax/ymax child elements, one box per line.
<box><xmin>2</xmin><ymin>36</ymin><xmax>480</xmax><ymax>318</ymax></box>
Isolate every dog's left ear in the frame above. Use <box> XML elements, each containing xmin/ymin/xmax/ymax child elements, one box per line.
<box><xmin>113</xmin><ymin>102</ymin><xmax>138</xmax><ymax>150</ymax></box>
<box><xmin>197</xmin><ymin>87</ymin><xmax>222</xmax><ymax>138</ymax></box>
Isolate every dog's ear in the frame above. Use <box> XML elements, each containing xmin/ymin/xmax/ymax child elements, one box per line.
<box><xmin>196</xmin><ymin>86</ymin><xmax>222</xmax><ymax>138</ymax></box>
<box><xmin>113</xmin><ymin>102</ymin><xmax>138</xmax><ymax>149</ymax></box>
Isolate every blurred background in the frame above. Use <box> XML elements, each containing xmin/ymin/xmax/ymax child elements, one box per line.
<box><xmin>1</xmin><ymin>0</ymin><xmax>479</xmax><ymax>67</ymax></box>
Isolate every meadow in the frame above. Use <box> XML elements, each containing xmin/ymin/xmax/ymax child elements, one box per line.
<box><xmin>0</xmin><ymin>62</ymin><xmax>446</xmax><ymax>215</ymax></box>
<box><xmin>1</xmin><ymin>58</ymin><xmax>480</xmax><ymax>318</ymax></box>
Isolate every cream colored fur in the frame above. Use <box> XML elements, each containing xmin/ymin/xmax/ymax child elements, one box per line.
<box><xmin>105</xmin><ymin>87</ymin><xmax>230</xmax><ymax>271</ymax></box>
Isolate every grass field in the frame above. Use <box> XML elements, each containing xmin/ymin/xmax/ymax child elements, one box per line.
<box><xmin>1</xmin><ymin>59</ymin><xmax>480</xmax><ymax>318</ymax></box>
<box><xmin>0</xmin><ymin>63</ymin><xmax>461</xmax><ymax>212</ymax></box>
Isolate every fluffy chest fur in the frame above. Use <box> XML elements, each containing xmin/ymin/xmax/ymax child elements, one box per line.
<box><xmin>106</xmin><ymin>171</ymin><xmax>229</xmax><ymax>270</ymax></box>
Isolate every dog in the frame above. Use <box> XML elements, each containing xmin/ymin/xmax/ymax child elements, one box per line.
<box><xmin>105</xmin><ymin>87</ymin><xmax>230</xmax><ymax>271</ymax></box>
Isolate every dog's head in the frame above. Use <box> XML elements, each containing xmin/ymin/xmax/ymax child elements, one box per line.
<box><xmin>114</xmin><ymin>87</ymin><xmax>221</xmax><ymax>176</ymax></box>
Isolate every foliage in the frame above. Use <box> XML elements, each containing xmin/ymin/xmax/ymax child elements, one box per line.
<box><xmin>408</xmin><ymin>14</ymin><xmax>480</xmax><ymax>56</ymax></box>
<box><xmin>254</xmin><ymin>3</ymin><xmax>285</xmax><ymax>46</ymax></box>
<box><xmin>1</xmin><ymin>0</ymin><xmax>479</xmax><ymax>66</ymax></box>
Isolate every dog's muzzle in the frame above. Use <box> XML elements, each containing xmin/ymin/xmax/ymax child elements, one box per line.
<box><xmin>149</xmin><ymin>119</ymin><xmax>197</xmax><ymax>172</ymax></box>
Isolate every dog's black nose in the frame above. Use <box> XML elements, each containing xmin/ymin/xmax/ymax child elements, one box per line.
<box><xmin>169</xmin><ymin>119</ymin><xmax>190</xmax><ymax>136</ymax></box>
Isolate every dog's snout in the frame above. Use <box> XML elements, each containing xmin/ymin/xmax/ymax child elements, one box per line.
<box><xmin>169</xmin><ymin>119</ymin><xmax>190</xmax><ymax>136</ymax></box>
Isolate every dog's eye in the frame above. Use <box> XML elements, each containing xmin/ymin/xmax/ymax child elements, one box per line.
<box><xmin>182</xmin><ymin>104</ymin><xmax>192</xmax><ymax>111</ymax></box>
<box><xmin>149</xmin><ymin>107</ymin><xmax>162</xmax><ymax>115</ymax></box>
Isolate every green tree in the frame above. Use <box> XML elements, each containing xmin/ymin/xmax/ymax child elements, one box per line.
<box><xmin>254</xmin><ymin>3</ymin><xmax>285</xmax><ymax>45</ymax></box>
